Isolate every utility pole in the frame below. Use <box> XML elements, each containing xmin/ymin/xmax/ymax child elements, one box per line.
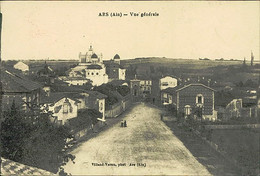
<box><xmin>0</xmin><ymin>12</ymin><xmax>3</xmax><ymax>176</ymax></box>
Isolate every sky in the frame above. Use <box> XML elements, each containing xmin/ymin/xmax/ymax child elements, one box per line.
<box><xmin>1</xmin><ymin>1</ymin><xmax>259</xmax><ymax>61</ymax></box>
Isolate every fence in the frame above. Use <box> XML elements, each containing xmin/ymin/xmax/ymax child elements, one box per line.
<box><xmin>105</xmin><ymin>94</ymin><xmax>132</xmax><ymax>118</ymax></box>
<box><xmin>204</xmin><ymin>124</ymin><xmax>260</xmax><ymax>130</ymax></box>
<box><xmin>221</xmin><ymin>106</ymin><xmax>259</xmax><ymax>119</ymax></box>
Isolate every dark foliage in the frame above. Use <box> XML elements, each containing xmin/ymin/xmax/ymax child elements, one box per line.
<box><xmin>116</xmin><ymin>85</ymin><xmax>130</xmax><ymax>97</ymax></box>
<box><xmin>215</xmin><ymin>90</ymin><xmax>235</xmax><ymax>107</ymax></box>
<box><xmin>93</xmin><ymin>84</ymin><xmax>130</xmax><ymax>108</ymax></box>
<box><xmin>54</xmin><ymin>66</ymin><xmax>69</xmax><ymax>76</ymax></box>
<box><xmin>68</xmin><ymin>109</ymin><xmax>102</xmax><ymax>131</ymax></box>
<box><xmin>93</xmin><ymin>84</ymin><xmax>118</xmax><ymax>108</ymax></box>
<box><xmin>0</xmin><ymin>101</ymin><xmax>75</xmax><ymax>175</ymax></box>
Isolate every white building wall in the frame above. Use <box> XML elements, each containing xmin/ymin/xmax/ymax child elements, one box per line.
<box><xmin>159</xmin><ymin>76</ymin><xmax>178</xmax><ymax>90</ymax></box>
<box><xmin>85</xmin><ymin>68</ymin><xmax>108</xmax><ymax>86</ymax></box>
<box><xmin>118</xmin><ymin>69</ymin><xmax>126</xmax><ymax>80</ymax></box>
<box><xmin>48</xmin><ymin>98</ymin><xmax>78</xmax><ymax>125</ymax></box>
<box><xmin>14</xmin><ymin>62</ymin><xmax>29</xmax><ymax>72</ymax></box>
<box><xmin>98</xmin><ymin>99</ymin><xmax>106</xmax><ymax>120</ymax></box>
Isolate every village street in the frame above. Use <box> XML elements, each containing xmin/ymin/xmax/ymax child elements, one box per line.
<box><xmin>64</xmin><ymin>102</ymin><xmax>211</xmax><ymax>175</ymax></box>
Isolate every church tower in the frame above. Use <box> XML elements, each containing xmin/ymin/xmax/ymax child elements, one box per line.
<box><xmin>87</xmin><ymin>45</ymin><xmax>94</xmax><ymax>62</ymax></box>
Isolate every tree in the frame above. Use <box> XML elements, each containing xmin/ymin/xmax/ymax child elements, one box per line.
<box><xmin>1</xmin><ymin>101</ymin><xmax>27</xmax><ymax>162</ymax></box>
<box><xmin>0</xmin><ymin>101</ymin><xmax>75</xmax><ymax>175</ymax></box>
<box><xmin>116</xmin><ymin>85</ymin><xmax>130</xmax><ymax>97</ymax></box>
<box><xmin>244</xmin><ymin>79</ymin><xmax>257</xmax><ymax>88</ymax></box>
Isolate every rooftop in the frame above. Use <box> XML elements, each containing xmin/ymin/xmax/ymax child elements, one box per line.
<box><xmin>87</xmin><ymin>64</ymin><xmax>102</xmax><ymax>70</ymax></box>
<box><xmin>85</xmin><ymin>90</ymin><xmax>107</xmax><ymax>99</ymax></box>
<box><xmin>161</xmin><ymin>83</ymin><xmax>215</xmax><ymax>93</ymax></box>
<box><xmin>1</xmin><ymin>157</ymin><xmax>55</xmax><ymax>175</ymax></box>
<box><xmin>40</xmin><ymin>92</ymin><xmax>82</xmax><ymax>104</ymax></box>
<box><xmin>1</xmin><ymin>68</ymin><xmax>42</xmax><ymax>93</ymax></box>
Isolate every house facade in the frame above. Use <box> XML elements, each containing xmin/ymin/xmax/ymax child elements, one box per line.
<box><xmin>48</xmin><ymin>97</ymin><xmax>78</xmax><ymax>125</ymax></box>
<box><xmin>161</xmin><ymin>84</ymin><xmax>216</xmax><ymax>121</ymax></box>
<box><xmin>130</xmin><ymin>75</ymin><xmax>152</xmax><ymax>100</ymax></box>
<box><xmin>159</xmin><ymin>76</ymin><xmax>178</xmax><ymax>90</ymax></box>
<box><xmin>161</xmin><ymin>87</ymin><xmax>175</xmax><ymax>106</ymax></box>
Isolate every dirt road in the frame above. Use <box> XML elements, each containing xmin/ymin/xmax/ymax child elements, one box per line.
<box><xmin>64</xmin><ymin>103</ymin><xmax>211</xmax><ymax>175</ymax></box>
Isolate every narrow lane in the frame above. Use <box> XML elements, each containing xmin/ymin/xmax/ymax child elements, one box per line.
<box><xmin>64</xmin><ymin>103</ymin><xmax>211</xmax><ymax>175</ymax></box>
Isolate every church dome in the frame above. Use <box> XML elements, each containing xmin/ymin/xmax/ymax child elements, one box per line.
<box><xmin>114</xmin><ymin>54</ymin><xmax>120</xmax><ymax>59</ymax></box>
<box><xmin>91</xmin><ymin>53</ymin><xmax>98</xmax><ymax>59</ymax></box>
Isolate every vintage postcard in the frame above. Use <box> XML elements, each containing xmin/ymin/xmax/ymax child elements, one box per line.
<box><xmin>0</xmin><ymin>1</ymin><xmax>259</xmax><ymax>175</ymax></box>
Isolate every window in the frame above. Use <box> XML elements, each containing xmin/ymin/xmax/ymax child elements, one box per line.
<box><xmin>198</xmin><ymin>96</ymin><xmax>202</xmax><ymax>104</ymax></box>
<box><xmin>184</xmin><ymin>105</ymin><xmax>192</xmax><ymax>116</ymax></box>
<box><xmin>91</xmin><ymin>72</ymin><xmax>94</xmax><ymax>75</ymax></box>
<box><xmin>96</xmin><ymin>72</ymin><xmax>99</xmax><ymax>75</ymax></box>
<box><xmin>100</xmin><ymin>102</ymin><xmax>103</xmax><ymax>111</ymax></box>
<box><xmin>162</xmin><ymin>83</ymin><xmax>168</xmax><ymax>86</ymax></box>
<box><xmin>196</xmin><ymin>94</ymin><xmax>204</xmax><ymax>105</ymax></box>
<box><xmin>63</xmin><ymin>104</ymin><xmax>68</xmax><ymax>113</ymax></box>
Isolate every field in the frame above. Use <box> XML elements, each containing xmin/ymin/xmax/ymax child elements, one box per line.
<box><xmin>210</xmin><ymin>129</ymin><xmax>260</xmax><ymax>175</ymax></box>
<box><xmin>122</xmin><ymin>57</ymin><xmax>245</xmax><ymax>69</ymax></box>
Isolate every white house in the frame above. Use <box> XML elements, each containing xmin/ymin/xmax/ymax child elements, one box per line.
<box><xmin>41</xmin><ymin>93</ymin><xmax>79</xmax><ymax>125</ymax></box>
<box><xmin>159</xmin><ymin>76</ymin><xmax>178</xmax><ymax>90</ymax></box>
<box><xmin>49</xmin><ymin>97</ymin><xmax>78</xmax><ymax>125</ymax></box>
<box><xmin>13</xmin><ymin>61</ymin><xmax>29</xmax><ymax>73</ymax></box>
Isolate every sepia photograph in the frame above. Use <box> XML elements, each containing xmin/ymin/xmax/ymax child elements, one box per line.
<box><xmin>0</xmin><ymin>1</ymin><xmax>259</xmax><ymax>175</ymax></box>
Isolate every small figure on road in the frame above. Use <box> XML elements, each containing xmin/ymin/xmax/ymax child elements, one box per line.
<box><xmin>121</xmin><ymin>120</ymin><xmax>124</xmax><ymax>127</ymax></box>
<box><xmin>161</xmin><ymin>114</ymin><xmax>163</xmax><ymax>120</ymax></box>
<box><xmin>124</xmin><ymin>120</ymin><xmax>127</xmax><ymax>127</ymax></box>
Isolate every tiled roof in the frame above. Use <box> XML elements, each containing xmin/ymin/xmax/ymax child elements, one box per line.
<box><xmin>40</xmin><ymin>92</ymin><xmax>82</xmax><ymax>104</ymax></box>
<box><xmin>176</xmin><ymin>83</ymin><xmax>215</xmax><ymax>92</ymax></box>
<box><xmin>1</xmin><ymin>69</ymin><xmax>42</xmax><ymax>93</ymax></box>
<box><xmin>1</xmin><ymin>158</ymin><xmax>55</xmax><ymax>175</ymax></box>
<box><xmin>108</xmin><ymin>80</ymin><xmax>129</xmax><ymax>86</ymax></box>
<box><xmin>87</xmin><ymin>64</ymin><xmax>102</xmax><ymax>70</ymax></box>
<box><xmin>161</xmin><ymin>86</ymin><xmax>180</xmax><ymax>94</ymax></box>
<box><xmin>162</xmin><ymin>83</ymin><xmax>215</xmax><ymax>94</ymax></box>
<box><xmin>85</xmin><ymin>90</ymin><xmax>107</xmax><ymax>99</ymax></box>
<box><xmin>50</xmin><ymin>84</ymin><xmax>85</xmax><ymax>93</ymax></box>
